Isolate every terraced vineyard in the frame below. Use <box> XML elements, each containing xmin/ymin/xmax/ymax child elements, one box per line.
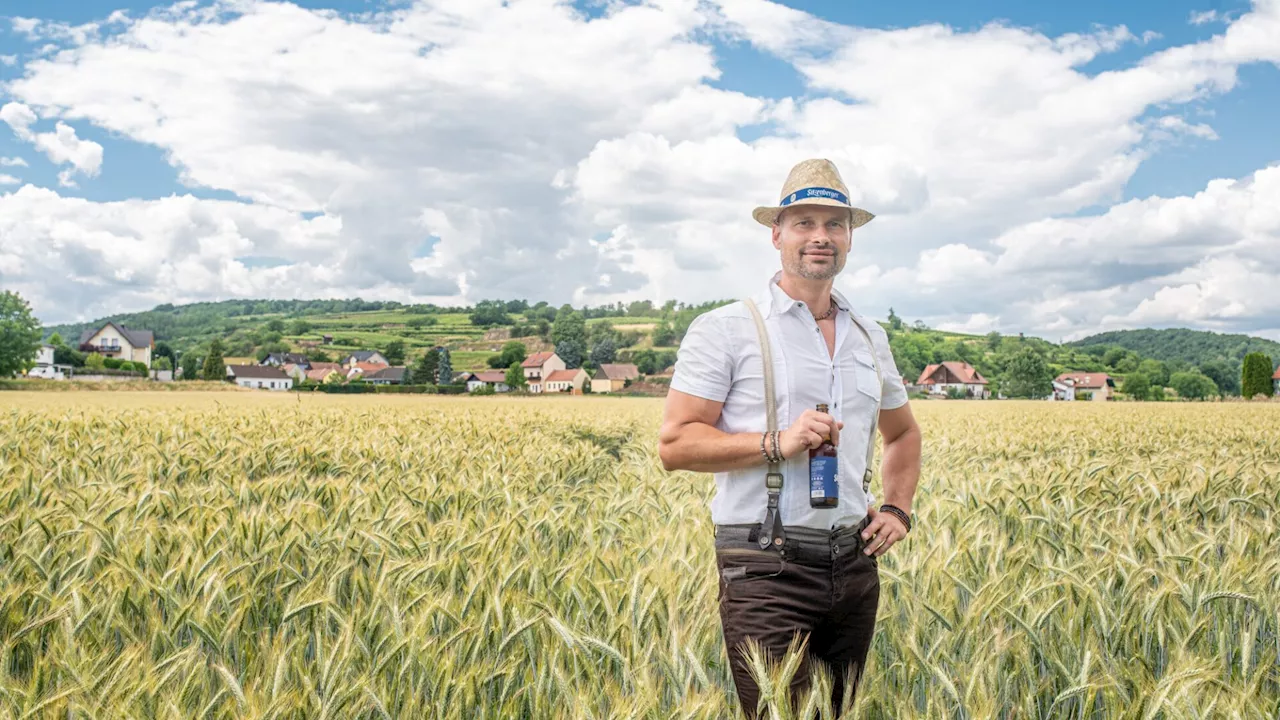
<box><xmin>0</xmin><ymin>393</ymin><xmax>1276</xmax><ymax>718</ymax></box>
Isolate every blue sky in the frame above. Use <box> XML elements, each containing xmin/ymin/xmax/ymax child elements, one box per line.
<box><xmin>1</xmin><ymin>0</ymin><xmax>1278</xmax><ymax>340</ymax></box>
<box><xmin>2</xmin><ymin>0</ymin><xmax>1273</xmax><ymax>206</ymax></box>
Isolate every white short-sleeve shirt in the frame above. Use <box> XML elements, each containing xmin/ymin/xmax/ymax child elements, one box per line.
<box><xmin>669</xmin><ymin>270</ymin><xmax>909</xmax><ymax>530</ymax></box>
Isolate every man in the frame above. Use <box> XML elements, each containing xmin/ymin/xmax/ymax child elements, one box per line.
<box><xmin>657</xmin><ymin>158</ymin><xmax>922</xmax><ymax>717</ymax></box>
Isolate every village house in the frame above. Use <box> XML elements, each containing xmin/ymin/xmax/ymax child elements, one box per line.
<box><xmin>591</xmin><ymin>363</ymin><xmax>641</xmax><ymax>393</ymax></box>
<box><xmin>347</xmin><ymin>361</ymin><xmax>390</xmax><ymax>381</ymax></box>
<box><xmin>1052</xmin><ymin>372</ymin><xmax>1115</xmax><ymax>401</ymax></box>
<box><xmin>342</xmin><ymin>350</ymin><xmax>389</xmax><ymax>368</ymax></box>
<box><xmin>364</xmin><ymin>367</ymin><xmax>407</xmax><ymax>385</ymax></box>
<box><xmin>1272</xmin><ymin>366</ymin><xmax>1280</xmax><ymax>396</ymax></box>
<box><xmin>544</xmin><ymin>368</ymin><xmax>591</xmax><ymax>393</ymax></box>
<box><xmin>77</xmin><ymin>321</ymin><xmax>154</xmax><ymax>368</ymax></box>
<box><xmin>225</xmin><ymin>365</ymin><xmax>293</xmax><ymax>391</ymax></box>
<box><xmin>26</xmin><ymin>344</ymin><xmax>71</xmax><ymax>380</ymax></box>
<box><xmin>305</xmin><ymin>366</ymin><xmax>344</xmax><ymax>384</ymax></box>
<box><xmin>916</xmin><ymin>362</ymin><xmax>990</xmax><ymax>399</ymax></box>
<box><xmin>261</xmin><ymin>352</ymin><xmax>309</xmax><ymax>368</ymax></box>
<box><xmin>460</xmin><ymin>371</ymin><xmax>511</xmax><ymax>393</ymax></box>
<box><xmin>522</xmin><ymin>351</ymin><xmax>565</xmax><ymax>393</ymax></box>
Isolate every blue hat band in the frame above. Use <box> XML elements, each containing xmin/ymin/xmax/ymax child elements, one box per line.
<box><xmin>780</xmin><ymin>187</ymin><xmax>849</xmax><ymax>207</ymax></box>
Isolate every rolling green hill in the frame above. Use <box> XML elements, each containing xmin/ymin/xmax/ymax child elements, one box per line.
<box><xmin>1067</xmin><ymin>328</ymin><xmax>1280</xmax><ymax>368</ymax></box>
<box><xmin>40</xmin><ymin>298</ymin><xmax>717</xmax><ymax>374</ymax></box>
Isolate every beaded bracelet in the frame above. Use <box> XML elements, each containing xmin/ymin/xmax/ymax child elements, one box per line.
<box><xmin>759</xmin><ymin>432</ymin><xmax>772</xmax><ymax>463</ymax></box>
<box><xmin>770</xmin><ymin>430</ymin><xmax>782</xmax><ymax>462</ymax></box>
<box><xmin>879</xmin><ymin>504</ymin><xmax>913</xmax><ymax>533</ymax></box>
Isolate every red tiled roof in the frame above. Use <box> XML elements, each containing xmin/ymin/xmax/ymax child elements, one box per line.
<box><xmin>545</xmin><ymin>369</ymin><xmax>580</xmax><ymax>382</ymax></box>
<box><xmin>522</xmin><ymin>351</ymin><xmax>555</xmax><ymax>368</ymax></box>
<box><xmin>306</xmin><ymin>368</ymin><xmax>341</xmax><ymax>382</ymax></box>
<box><xmin>309</xmin><ymin>362</ymin><xmax>342</xmax><ymax>372</ymax></box>
<box><xmin>472</xmin><ymin>371</ymin><xmax>508</xmax><ymax>383</ymax></box>
<box><xmin>917</xmin><ymin>362</ymin><xmax>987</xmax><ymax>385</ymax></box>
<box><xmin>349</xmin><ymin>362</ymin><xmax>386</xmax><ymax>375</ymax></box>
<box><xmin>1055</xmin><ymin>372</ymin><xmax>1114</xmax><ymax>389</ymax></box>
<box><xmin>1273</xmin><ymin>366</ymin><xmax>1280</xmax><ymax>380</ymax></box>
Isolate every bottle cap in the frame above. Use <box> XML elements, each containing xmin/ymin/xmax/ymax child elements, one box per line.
<box><xmin>816</xmin><ymin>403</ymin><xmax>829</xmax><ymax>413</ymax></box>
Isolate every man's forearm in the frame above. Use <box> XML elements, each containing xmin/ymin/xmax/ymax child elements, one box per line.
<box><xmin>659</xmin><ymin>422</ymin><xmax>771</xmax><ymax>473</ymax></box>
<box><xmin>879</xmin><ymin>425</ymin><xmax>921</xmax><ymax>512</ymax></box>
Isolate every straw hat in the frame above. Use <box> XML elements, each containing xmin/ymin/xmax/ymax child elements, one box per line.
<box><xmin>752</xmin><ymin>158</ymin><xmax>874</xmax><ymax>229</ymax></box>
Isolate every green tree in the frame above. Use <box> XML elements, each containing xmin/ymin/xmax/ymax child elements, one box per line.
<box><xmin>437</xmin><ymin>347</ymin><xmax>453</xmax><ymax>385</ymax></box>
<box><xmin>401</xmin><ymin>364</ymin><xmax>414</xmax><ymax>385</ymax></box>
<box><xmin>85</xmin><ymin>353</ymin><xmax>106</xmax><ymax>370</ymax></box>
<box><xmin>1241</xmin><ymin>352</ymin><xmax>1273</xmax><ymax>399</ymax></box>
<box><xmin>1198</xmin><ymin>359</ymin><xmax>1236</xmax><ymax>396</ymax></box>
<box><xmin>1102</xmin><ymin>347</ymin><xmax>1127</xmax><ymax>368</ymax></box>
<box><xmin>201</xmin><ymin>339</ymin><xmax>226</xmax><ymax>381</ymax></box>
<box><xmin>0</xmin><ymin>290</ymin><xmax>42</xmax><ymax>377</ymax></box>
<box><xmin>47</xmin><ymin>331</ymin><xmax>65</xmax><ymax>347</ymax></box>
<box><xmin>888</xmin><ymin>307</ymin><xmax>903</xmax><ymax>331</ymax></box>
<box><xmin>505</xmin><ymin>361</ymin><xmax>527</xmax><ymax>391</ymax></box>
<box><xmin>590</xmin><ymin>337</ymin><xmax>617</xmax><ymax>366</ymax></box>
<box><xmin>1122</xmin><ymin>372</ymin><xmax>1150</xmax><ymax>401</ymax></box>
<box><xmin>289</xmin><ymin>319</ymin><xmax>312</xmax><ymax>335</ymax></box>
<box><xmin>1138</xmin><ymin>358</ymin><xmax>1170</xmax><ymax>388</ymax></box>
<box><xmin>986</xmin><ymin>331</ymin><xmax>1002</xmax><ymax>351</ymax></box>
<box><xmin>153</xmin><ymin>341</ymin><xmax>177</xmax><ymax>370</ymax></box>
<box><xmin>154</xmin><ymin>357</ymin><xmax>173</xmax><ymax>371</ymax></box>
<box><xmin>1000</xmin><ymin>347</ymin><xmax>1053</xmax><ymax>399</ymax></box>
<box><xmin>652</xmin><ymin>319</ymin><xmax>676</xmax><ymax>347</ymax></box>
<box><xmin>1170</xmin><ymin>371</ymin><xmax>1217</xmax><ymax>400</ymax></box>
<box><xmin>266</xmin><ymin>319</ymin><xmax>286</xmax><ymax>333</ymax></box>
<box><xmin>310</xmin><ymin>349</ymin><xmax>332</xmax><ymax>363</ymax></box>
<box><xmin>383</xmin><ymin>340</ymin><xmax>406</xmax><ymax>366</ymax></box>
<box><xmin>181</xmin><ymin>352</ymin><xmax>201</xmax><ymax>380</ymax></box>
<box><xmin>487</xmin><ymin>341</ymin><xmax>527</xmax><ymax>369</ymax></box>
<box><xmin>415</xmin><ymin>348</ymin><xmax>440</xmax><ymax>384</ymax></box>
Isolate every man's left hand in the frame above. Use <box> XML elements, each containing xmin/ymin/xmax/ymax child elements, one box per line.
<box><xmin>861</xmin><ymin>506</ymin><xmax>908</xmax><ymax>557</ymax></box>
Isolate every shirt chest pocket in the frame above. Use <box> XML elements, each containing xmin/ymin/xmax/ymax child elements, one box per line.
<box><xmin>849</xmin><ymin>350</ymin><xmax>881</xmax><ymax>401</ymax></box>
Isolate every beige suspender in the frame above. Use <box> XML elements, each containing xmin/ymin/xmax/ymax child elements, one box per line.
<box><xmin>743</xmin><ymin>298</ymin><xmax>785</xmax><ymax>548</ymax></box>
<box><xmin>742</xmin><ymin>297</ymin><xmax>884</xmax><ymax>546</ymax></box>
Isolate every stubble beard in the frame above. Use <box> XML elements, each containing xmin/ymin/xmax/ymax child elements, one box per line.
<box><xmin>784</xmin><ymin>245</ymin><xmax>846</xmax><ymax>281</ymax></box>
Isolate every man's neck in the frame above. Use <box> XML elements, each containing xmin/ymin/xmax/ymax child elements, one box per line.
<box><xmin>776</xmin><ymin>273</ymin><xmax>835</xmax><ymax>318</ymax></box>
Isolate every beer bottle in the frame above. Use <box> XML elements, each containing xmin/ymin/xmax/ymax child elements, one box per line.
<box><xmin>809</xmin><ymin>402</ymin><xmax>839</xmax><ymax>508</ymax></box>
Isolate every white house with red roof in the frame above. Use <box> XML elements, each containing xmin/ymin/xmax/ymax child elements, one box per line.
<box><xmin>521</xmin><ymin>351</ymin><xmax>565</xmax><ymax>393</ymax></box>
<box><xmin>1053</xmin><ymin>372</ymin><xmax>1115</xmax><ymax>401</ymax></box>
<box><xmin>916</xmin><ymin>362</ymin><xmax>990</xmax><ymax>399</ymax></box>
<box><xmin>460</xmin><ymin>371</ymin><xmax>511</xmax><ymax>392</ymax></box>
<box><xmin>544</xmin><ymin>368</ymin><xmax>590</xmax><ymax>393</ymax></box>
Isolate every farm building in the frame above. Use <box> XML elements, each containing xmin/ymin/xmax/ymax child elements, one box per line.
<box><xmin>916</xmin><ymin>362</ymin><xmax>990</xmax><ymax>398</ymax></box>
<box><xmin>342</xmin><ymin>350</ymin><xmax>390</xmax><ymax>367</ymax></box>
<box><xmin>522</xmin><ymin>352</ymin><xmax>565</xmax><ymax>393</ymax></box>
<box><xmin>544</xmin><ymin>368</ymin><xmax>591</xmax><ymax>393</ymax></box>
<box><xmin>461</xmin><ymin>371</ymin><xmax>511</xmax><ymax>393</ymax></box>
<box><xmin>1052</xmin><ymin>372</ymin><xmax>1115</xmax><ymax>401</ymax></box>
<box><xmin>591</xmin><ymin>363</ymin><xmax>641</xmax><ymax>393</ymax></box>
<box><xmin>225</xmin><ymin>365</ymin><xmax>293</xmax><ymax>391</ymax></box>
<box><xmin>364</xmin><ymin>367</ymin><xmax>408</xmax><ymax>385</ymax></box>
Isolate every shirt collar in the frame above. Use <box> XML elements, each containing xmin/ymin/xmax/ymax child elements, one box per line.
<box><xmin>762</xmin><ymin>270</ymin><xmax>853</xmax><ymax>318</ymax></box>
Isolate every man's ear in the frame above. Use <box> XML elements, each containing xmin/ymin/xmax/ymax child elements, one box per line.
<box><xmin>771</xmin><ymin>222</ymin><xmax>782</xmax><ymax>250</ymax></box>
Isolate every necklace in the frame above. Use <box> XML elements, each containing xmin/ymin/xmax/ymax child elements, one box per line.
<box><xmin>812</xmin><ymin>296</ymin><xmax>837</xmax><ymax>321</ymax></box>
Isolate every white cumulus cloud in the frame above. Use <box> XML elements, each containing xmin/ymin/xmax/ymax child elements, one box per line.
<box><xmin>0</xmin><ymin>0</ymin><xmax>1276</xmax><ymax>341</ymax></box>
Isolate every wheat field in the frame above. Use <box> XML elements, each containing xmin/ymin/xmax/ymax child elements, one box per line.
<box><xmin>0</xmin><ymin>391</ymin><xmax>1277</xmax><ymax>719</ymax></box>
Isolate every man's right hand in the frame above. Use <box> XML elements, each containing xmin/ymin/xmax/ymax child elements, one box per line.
<box><xmin>779</xmin><ymin>410</ymin><xmax>843</xmax><ymax>458</ymax></box>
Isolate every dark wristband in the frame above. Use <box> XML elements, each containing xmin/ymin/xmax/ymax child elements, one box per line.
<box><xmin>879</xmin><ymin>504</ymin><xmax>912</xmax><ymax>532</ymax></box>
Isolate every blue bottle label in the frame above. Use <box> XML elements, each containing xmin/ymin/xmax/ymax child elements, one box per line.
<box><xmin>810</xmin><ymin>456</ymin><xmax>838</xmax><ymax>501</ymax></box>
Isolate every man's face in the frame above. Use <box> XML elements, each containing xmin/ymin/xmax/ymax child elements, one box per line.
<box><xmin>772</xmin><ymin>205</ymin><xmax>852</xmax><ymax>281</ymax></box>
